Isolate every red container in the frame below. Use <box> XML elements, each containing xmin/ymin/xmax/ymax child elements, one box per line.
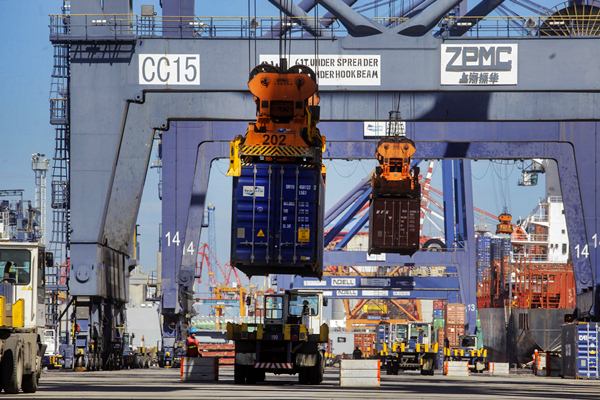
<box><xmin>445</xmin><ymin>303</ymin><xmax>466</xmax><ymax>325</ymax></box>
<box><xmin>433</xmin><ymin>300</ymin><xmax>446</xmax><ymax>310</ymax></box>
<box><xmin>445</xmin><ymin>324</ymin><xmax>465</xmax><ymax>347</ymax></box>
<box><xmin>354</xmin><ymin>333</ymin><xmax>376</xmax><ymax>356</ymax></box>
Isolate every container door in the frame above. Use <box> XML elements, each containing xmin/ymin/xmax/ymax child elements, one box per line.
<box><xmin>232</xmin><ymin>164</ymin><xmax>273</xmax><ymax>265</ymax></box>
<box><xmin>273</xmin><ymin>165</ymin><xmax>320</xmax><ymax>266</ymax></box>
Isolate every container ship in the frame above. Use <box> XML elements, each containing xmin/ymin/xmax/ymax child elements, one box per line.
<box><xmin>477</xmin><ymin>194</ymin><xmax>576</xmax><ymax>364</ymax></box>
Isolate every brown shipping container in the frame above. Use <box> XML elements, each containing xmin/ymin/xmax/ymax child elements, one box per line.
<box><xmin>369</xmin><ymin>196</ymin><xmax>420</xmax><ymax>255</ymax></box>
<box><xmin>445</xmin><ymin>324</ymin><xmax>466</xmax><ymax>347</ymax></box>
<box><xmin>445</xmin><ymin>303</ymin><xmax>466</xmax><ymax>325</ymax></box>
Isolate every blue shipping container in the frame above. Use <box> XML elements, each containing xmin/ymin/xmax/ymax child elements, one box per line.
<box><xmin>562</xmin><ymin>322</ymin><xmax>600</xmax><ymax>379</ymax></box>
<box><xmin>231</xmin><ymin>163</ymin><xmax>324</xmax><ymax>278</ymax></box>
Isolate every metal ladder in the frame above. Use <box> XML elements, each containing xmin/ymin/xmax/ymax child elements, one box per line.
<box><xmin>47</xmin><ymin>0</ymin><xmax>71</xmax><ymax>329</ymax></box>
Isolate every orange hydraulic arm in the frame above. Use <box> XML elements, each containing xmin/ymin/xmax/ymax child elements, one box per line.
<box><xmin>227</xmin><ymin>61</ymin><xmax>324</xmax><ymax>176</ymax></box>
<box><xmin>496</xmin><ymin>212</ymin><xmax>514</xmax><ymax>234</ymax></box>
<box><xmin>371</xmin><ymin>136</ymin><xmax>420</xmax><ymax>197</ymax></box>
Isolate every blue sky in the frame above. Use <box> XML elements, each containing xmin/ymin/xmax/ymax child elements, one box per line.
<box><xmin>1</xmin><ymin>0</ymin><xmax>550</xmax><ymax>275</ymax></box>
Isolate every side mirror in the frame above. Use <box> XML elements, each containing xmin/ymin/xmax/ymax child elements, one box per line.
<box><xmin>323</xmin><ymin>297</ymin><xmax>328</xmax><ymax>307</ymax></box>
<box><xmin>45</xmin><ymin>252</ymin><xmax>54</xmax><ymax>268</ymax></box>
<box><xmin>131</xmin><ymin>333</ymin><xmax>135</xmax><ymax>340</ymax></box>
<box><xmin>245</xmin><ymin>295</ymin><xmax>252</xmax><ymax>306</ymax></box>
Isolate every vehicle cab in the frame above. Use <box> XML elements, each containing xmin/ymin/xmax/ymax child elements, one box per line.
<box><xmin>0</xmin><ymin>241</ymin><xmax>49</xmax><ymax>330</ymax></box>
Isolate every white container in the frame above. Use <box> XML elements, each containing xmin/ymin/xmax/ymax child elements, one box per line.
<box><xmin>489</xmin><ymin>362</ymin><xmax>510</xmax><ymax>376</ymax></box>
<box><xmin>180</xmin><ymin>357</ymin><xmax>219</xmax><ymax>382</ymax></box>
<box><xmin>443</xmin><ymin>361</ymin><xmax>469</xmax><ymax>376</ymax></box>
<box><xmin>339</xmin><ymin>359</ymin><xmax>380</xmax><ymax>387</ymax></box>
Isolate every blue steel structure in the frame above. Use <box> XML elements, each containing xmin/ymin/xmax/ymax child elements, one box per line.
<box><xmin>290</xmin><ymin>158</ymin><xmax>472</xmax><ymax>324</ymax></box>
<box><xmin>50</xmin><ymin>0</ymin><xmax>600</xmax><ymax>368</ymax></box>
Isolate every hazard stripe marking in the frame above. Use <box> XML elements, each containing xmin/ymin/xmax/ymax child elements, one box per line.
<box><xmin>240</xmin><ymin>145</ymin><xmax>313</xmax><ymax>157</ymax></box>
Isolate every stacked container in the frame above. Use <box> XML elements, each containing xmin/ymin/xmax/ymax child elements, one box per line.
<box><xmin>476</xmin><ymin>235</ymin><xmax>492</xmax><ymax>283</ymax></box>
<box><xmin>445</xmin><ymin>303</ymin><xmax>466</xmax><ymax>347</ymax></box>
<box><xmin>561</xmin><ymin>322</ymin><xmax>600</xmax><ymax>379</ymax></box>
<box><xmin>433</xmin><ymin>300</ymin><xmax>445</xmax><ymax>347</ymax></box>
<box><xmin>354</xmin><ymin>333</ymin><xmax>376</xmax><ymax>357</ymax></box>
<box><xmin>490</xmin><ymin>237</ymin><xmax>512</xmax><ymax>261</ymax></box>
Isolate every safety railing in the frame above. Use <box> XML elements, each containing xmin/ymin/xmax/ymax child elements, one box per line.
<box><xmin>49</xmin><ymin>14</ymin><xmax>347</xmax><ymax>41</ymax></box>
<box><xmin>50</xmin><ymin>14</ymin><xmax>600</xmax><ymax>41</ymax></box>
<box><xmin>512</xmin><ymin>253</ymin><xmax>550</xmax><ymax>262</ymax></box>
<box><xmin>530</xmin><ymin>214</ymin><xmax>549</xmax><ymax>223</ymax></box>
<box><xmin>442</xmin><ymin>15</ymin><xmax>600</xmax><ymax>38</ymax></box>
<box><xmin>511</xmin><ymin>233</ymin><xmax>549</xmax><ymax>242</ymax></box>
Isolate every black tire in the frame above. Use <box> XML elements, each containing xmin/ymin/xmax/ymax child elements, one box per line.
<box><xmin>423</xmin><ymin>238</ymin><xmax>445</xmax><ymax>252</ymax></box>
<box><xmin>3</xmin><ymin>348</ymin><xmax>23</xmax><ymax>394</ymax></box>
<box><xmin>314</xmin><ymin>363</ymin><xmax>324</xmax><ymax>384</ymax></box>
<box><xmin>245</xmin><ymin>369</ymin><xmax>257</xmax><ymax>385</ymax></box>
<box><xmin>298</xmin><ymin>368</ymin><xmax>309</xmax><ymax>384</ymax></box>
<box><xmin>421</xmin><ymin>357</ymin><xmax>435</xmax><ymax>375</ymax></box>
<box><xmin>22</xmin><ymin>373</ymin><xmax>38</xmax><ymax>394</ymax></box>
<box><xmin>234</xmin><ymin>364</ymin><xmax>246</xmax><ymax>384</ymax></box>
<box><xmin>254</xmin><ymin>369</ymin><xmax>265</xmax><ymax>382</ymax></box>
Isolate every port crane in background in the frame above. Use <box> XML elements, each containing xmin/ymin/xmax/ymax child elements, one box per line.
<box><xmin>194</xmin><ymin>242</ymin><xmax>251</xmax><ymax>330</ymax></box>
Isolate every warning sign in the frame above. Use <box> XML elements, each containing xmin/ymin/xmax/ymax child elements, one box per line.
<box><xmin>298</xmin><ymin>227</ymin><xmax>310</xmax><ymax>243</ymax></box>
<box><xmin>259</xmin><ymin>54</ymin><xmax>381</xmax><ymax>86</ymax></box>
<box><xmin>257</xmin><ymin>229</ymin><xmax>265</xmax><ymax>238</ymax></box>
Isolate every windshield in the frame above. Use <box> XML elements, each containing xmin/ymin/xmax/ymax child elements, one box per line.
<box><xmin>0</xmin><ymin>249</ymin><xmax>31</xmax><ymax>285</ymax></box>
<box><xmin>265</xmin><ymin>295</ymin><xmax>284</xmax><ymax>320</ymax></box>
<box><xmin>395</xmin><ymin>325</ymin><xmax>408</xmax><ymax>341</ymax></box>
<box><xmin>289</xmin><ymin>294</ymin><xmax>318</xmax><ymax>316</ymax></box>
<box><xmin>409</xmin><ymin>324</ymin><xmax>430</xmax><ymax>340</ymax></box>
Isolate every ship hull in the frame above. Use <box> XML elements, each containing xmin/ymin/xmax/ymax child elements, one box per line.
<box><xmin>508</xmin><ymin>308</ymin><xmax>572</xmax><ymax>364</ymax></box>
<box><xmin>479</xmin><ymin>308</ymin><xmax>572</xmax><ymax>364</ymax></box>
<box><xmin>479</xmin><ymin>308</ymin><xmax>508</xmax><ymax>362</ymax></box>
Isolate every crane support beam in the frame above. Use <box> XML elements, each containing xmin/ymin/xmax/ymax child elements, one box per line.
<box><xmin>267</xmin><ymin>0</ymin><xmax>325</xmax><ymax>37</ymax></box>
<box><xmin>334</xmin><ymin>212</ymin><xmax>369</xmax><ymax>250</ymax></box>
<box><xmin>324</xmin><ymin>176</ymin><xmax>370</xmax><ymax>226</ymax></box>
<box><xmin>294</xmin><ymin>276</ymin><xmax>461</xmax><ymax>290</ymax></box>
<box><xmin>442</xmin><ymin>0</ymin><xmax>507</xmax><ymax>37</ymax></box>
<box><xmin>396</xmin><ymin>0</ymin><xmax>464</xmax><ymax>36</ymax></box>
<box><xmin>264</xmin><ymin>0</ymin><xmax>358</xmax><ymax>37</ymax></box>
<box><xmin>317</xmin><ymin>0</ymin><xmax>384</xmax><ymax>36</ymax></box>
<box><xmin>322</xmin><ymin>290</ymin><xmax>461</xmax><ymax>300</ymax></box>
<box><xmin>324</xmin><ymin>188</ymin><xmax>371</xmax><ymax>246</ymax></box>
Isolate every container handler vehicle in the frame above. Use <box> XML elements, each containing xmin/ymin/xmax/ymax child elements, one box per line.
<box><xmin>379</xmin><ymin>322</ymin><xmax>437</xmax><ymax>375</ymax></box>
<box><xmin>443</xmin><ymin>334</ymin><xmax>488</xmax><ymax>373</ymax></box>
<box><xmin>226</xmin><ymin>290</ymin><xmax>328</xmax><ymax>384</ymax></box>
<box><xmin>122</xmin><ymin>333</ymin><xmax>151</xmax><ymax>369</ymax></box>
<box><xmin>0</xmin><ymin>241</ymin><xmax>53</xmax><ymax>393</ymax></box>
<box><xmin>42</xmin><ymin>329</ymin><xmax>63</xmax><ymax>369</ymax></box>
